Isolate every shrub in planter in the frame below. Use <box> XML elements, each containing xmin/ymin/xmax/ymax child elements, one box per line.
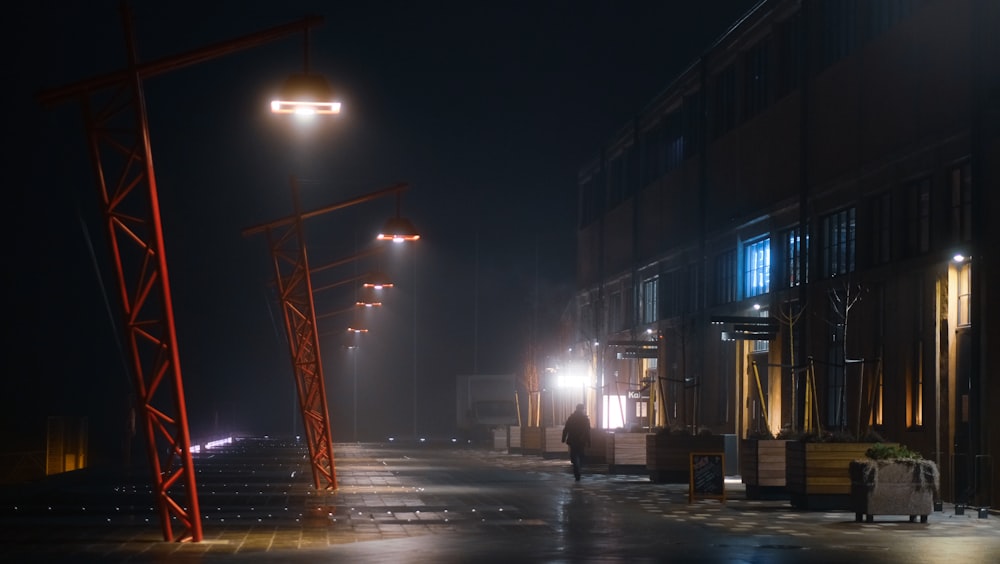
<box><xmin>786</xmin><ymin>431</ymin><xmax>895</xmax><ymax>509</ymax></box>
<box><xmin>849</xmin><ymin>444</ymin><xmax>939</xmax><ymax>523</ymax></box>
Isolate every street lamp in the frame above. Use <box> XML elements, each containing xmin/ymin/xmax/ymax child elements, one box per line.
<box><xmin>242</xmin><ymin>178</ymin><xmax>419</xmax><ymax>490</ymax></box>
<box><xmin>35</xmin><ymin>4</ymin><xmax>338</xmax><ymax>544</ymax></box>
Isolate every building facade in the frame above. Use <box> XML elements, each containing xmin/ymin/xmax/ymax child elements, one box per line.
<box><xmin>574</xmin><ymin>0</ymin><xmax>999</xmax><ymax>507</ymax></box>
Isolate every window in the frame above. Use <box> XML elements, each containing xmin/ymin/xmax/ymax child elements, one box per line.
<box><xmin>752</xmin><ymin>308</ymin><xmax>770</xmax><ymax>353</ymax></box>
<box><xmin>781</xmin><ymin>226</ymin><xmax>808</xmax><ymax>288</ymax></box>
<box><xmin>905</xmin><ymin>177</ymin><xmax>930</xmax><ymax>256</ymax></box>
<box><xmin>642</xmin><ymin>276</ymin><xmax>659</xmax><ymax>324</ymax></box>
<box><xmin>957</xmin><ymin>262</ymin><xmax>971</xmax><ymax>327</ymax></box>
<box><xmin>578</xmin><ymin>294</ymin><xmax>595</xmax><ymax>341</ymax></box>
<box><xmin>821</xmin><ymin>208</ymin><xmax>856</xmax><ymax>278</ymax></box>
<box><xmin>682</xmin><ymin>95</ymin><xmax>703</xmax><ymax>159</ymax></box>
<box><xmin>661</xmin><ymin>269</ymin><xmax>682</xmax><ymax>318</ymax></box>
<box><xmin>744</xmin><ymin>37</ymin><xmax>771</xmax><ymax>120</ymax></box>
<box><xmin>864</xmin><ymin>0</ymin><xmax>919</xmax><ymax>41</ymax></box>
<box><xmin>871</xmin><ymin>191</ymin><xmax>891</xmax><ymax>265</ymax></box>
<box><xmin>712</xmin><ymin>64</ymin><xmax>737</xmax><ymax>138</ymax></box>
<box><xmin>950</xmin><ymin>162</ymin><xmax>972</xmax><ymax>243</ymax></box>
<box><xmin>821</xmin><ymin>0</ymin><xmax>859</xmax><ymax>70</ymax></box>
<box><xmin>714</xmin><ymin>250</ymin><xmax>737</xmax><ymax>305</ymax></box>
<box><xmin>609</xmin><ymin>289</ymin><xmax>623</xmax><ymax>332</ymax></box>
<box><xmin>744</xmin><ymin>238</ymin><xmax>771</xmax><ymax>298</ymax></box>
<box><xmin>826</xmin><ymin>294</ymin><xmax>847</xmax><ymax>428</ymax></box>
<box><xmin>688</xmin><ymin>263</ymin><xmax>704</xmax><ymax>312</ymax></box>
<box><xmin>607</xmin><ymin>153</ymin><xmax>625</xmax><ymax>208</ymax></box>
<box><xmin>776</xmin><ymin>13</ymin><xmax>802</xmax><ymax>98</ymax></box>
<box><xmin>910</xmin><ymin>281</ymin><xmax>924</xmax><ymax>427</ymax></box>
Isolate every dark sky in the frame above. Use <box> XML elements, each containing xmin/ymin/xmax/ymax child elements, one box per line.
<box><xmin>7</xmin><ymin>0</ymin><xmax>759</xmax><ymax>455</ymax></box>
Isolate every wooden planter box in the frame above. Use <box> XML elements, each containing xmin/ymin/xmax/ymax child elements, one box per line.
<box><xmin>607</xmin><ymin>432</ymin><xmax>650</xmax><ymax>474</ymax></box>
<box><xmin>740</xmin><ymin>439</ymin><xmax>790</xmax><ymax>499</ymax></box>
<box><xmin>508</xmin><ymin>425</ymin><xmax>522</xmax><ymax>453</ymax></box>
<box><xmin>647</xmin><ymin>434</ymin><xmax>726</xmax><ymax>483</ymax></box>
<box><xmin>520</xmin><ymin>426</ymin><xmax>543</xmax><ymax>455</ymax></box>
<box><xmin>492</xmin><ymin>427</ymin><xmax>508</xmax><ymax>450</ymax></box>
<box><xmin>786</xmin><ymin>442</ymin><xmax>897</xmax><ymax>509</ymax></box>
<box><xmin>849</xmin><ymin>459</ymin><xmax>939</xmax><ymax>522</ymax></box>
<box><xmin>585</xmin><ymin>430</ymin><xmax>608</xmax><ymax>465</ymax></box>
<box><xmin>542</xmin><ymin>426</ymin><xmax>566</xmax><ymax>459</ymax></box>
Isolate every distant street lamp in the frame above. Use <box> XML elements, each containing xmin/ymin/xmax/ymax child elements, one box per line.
<box><xmin>35</xmin><ymin>3</ymin><xmax>337</xmax><ymax>544</ymax></box>
<box><xmin>242</xmin><ymin>177</ymin><xmax>418</xmax><ymax>490</ymax></box>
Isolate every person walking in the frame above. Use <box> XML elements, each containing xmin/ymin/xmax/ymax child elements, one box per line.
<box><xmin>561</xmin><ymin>403</ymin><xmax>591</xmax><ymax>481</ymax></box>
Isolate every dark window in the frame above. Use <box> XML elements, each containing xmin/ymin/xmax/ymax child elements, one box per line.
<box><xmin>821</xmin><ymin>208</ymin><xmax>856</xmax><ymax>278</ymax></box>
<box><xmin>864</xmin><ymin>0</ymin><xmax>919</xmax><ymax>41</ymax></box>
<box><xmin>905</xmin><ymin>177</ymin><xmax>930</xmax><ymax>256</ymax></box>
<box><xmin>950</xmin><ymin>162</ymin><xmax>972</xmax><ymax>243</ymax></box>
<box><xmin>777</xmin><ymin>13</ymin><xmax>803</xmax><ymax>98</ymax></box>
<box><xmin>781</xmin><ymin>225</ymin><xmax>809</xmax><ymax>288</ymax></box>
<box><xmin>712</xmin><ymin>64</ymin><xmax>737</xmax><ymax>138</ymax></box>
<box><xmin>871</xmin><ymin>191</ymin><xmax>891</xmax><ymax>265</ymax></box>
<box><xmin>661</xmin><ymin>269</ymin><xmax>683</xmax><ymax>318</ymax></box>
<box><xmin>682</xmin><ymin>94</ymin><xmax>703</xmax><ymax>158</ymax></box>
<box><xmin>744</xmin><ymin>38</ymin><xmax>771</xmax><ymax>120</ymax></box>
<box><xmin>714</xmin><ymin>249</ymin><xmax>737</xmax><ymax>305</ymax></box>
<box><xmin>820</xmin><ymin>0</ymin><xmax>859</xmax><ymax>70</ymax></box>
<box><xmin>826</xmin><ymin>293</ymin><xmax>847</xmax><ymax>429</ymax></box>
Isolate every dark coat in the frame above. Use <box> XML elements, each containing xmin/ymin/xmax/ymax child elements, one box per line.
<box><xmin>561</xmin><ymin>411</ymin><xmax>591</xmax><ymax>449</ymax></box>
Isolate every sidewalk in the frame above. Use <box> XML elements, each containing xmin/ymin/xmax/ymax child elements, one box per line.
<box><xmin>1</xmin><ymin>437</ymin><xmax>996</xmax><ymax>563</ymax></box>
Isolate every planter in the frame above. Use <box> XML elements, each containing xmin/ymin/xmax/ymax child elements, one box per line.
<box><xmin>508</xmin><ymin>425</ymin><xmax>522</xmax><ymax>454</ymax></box>
<box><xmin>786</xmin><ymin>441</ymin><xmax>897</xmax><ymax>509</ymax></box>
<box><xmin>584</xmin><ymin>430</ymin><xmax>609</xmax><ymax>465</ymax></box>
<box><xmin>607</xmin><ymin>432</ymin><xmax>650</xmax><ymax>474</ymax></box>
<box><xmin>492</xmin><ymin>427</ymin><xmax>508</xmax><ymax>450</ymax></box>
<box><xmin>542</xmin><ymin>426</ymin><xmax>566</xmax><ymax>459</ymax></box>
<box><xmin>520</xmin><ymin>426</ymin><xmax>543</xmax><ymax>455</ymax></box>
<box><xmin>647</xmin><ymin>434</ymin><xmax>726</xmax><ymax>483</ymax></box>
<box><xmin>740</xmin><ymin>439</ymin><xmax>790</xmax><ymax>499</ymax></box>
<box><xmin>849</xmin><ymin>459</ymin><xmax>939</xmax><ymax>522</ymax></box>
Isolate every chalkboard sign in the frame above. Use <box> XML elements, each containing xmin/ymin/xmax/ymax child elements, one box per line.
<box><xmin>689</xmin><ymin>452</ymin><xmax>726</xmax><ymax>503</ymax></box>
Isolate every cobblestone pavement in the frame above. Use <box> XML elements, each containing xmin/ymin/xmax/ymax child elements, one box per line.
<box><xmin>1</xmin><ymin>437</ymin><xmax>997</xmax><ymax>563</ymax></box>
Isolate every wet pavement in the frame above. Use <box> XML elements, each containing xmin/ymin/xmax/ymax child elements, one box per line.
<box><xmin>1</xmin><ymin>436</ymin><xmax>997</xmax><ymax>563</ymax></box>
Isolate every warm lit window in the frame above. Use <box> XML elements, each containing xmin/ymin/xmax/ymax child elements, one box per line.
<box><xmin>909</xmin><ymin>341</ymin><xmax>924</xmax><ymax>427</ymax></box>
<box><xmin>745</xmin><ymin>238</ymin><xmax>771</xmax><ymax>298</ymax></box>
<box><xmin>957</xmin><ymin>262</ymin><xmax>971</xmax><ymax>327</ymax></box>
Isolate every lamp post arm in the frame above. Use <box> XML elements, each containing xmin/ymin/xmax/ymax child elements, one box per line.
<box><xmin>242</xmin><ymin>181</ymin><xmax>410</xmax><ymax>237</ymax></box>
<box><xmin>37</xmin><ymin>14</ymin><xmax>324</xmax><ymax>108</ymax></box>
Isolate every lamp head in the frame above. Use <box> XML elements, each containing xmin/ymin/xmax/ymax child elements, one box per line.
<box><xmin>377</xmin><ymin>216</ymin><xmax>420</xmax><ymax>243</ymax></box>
<box><xmin>270</xmin><ymin>73</ymin><xmax>341</xmax><ymax>115</ymax></box>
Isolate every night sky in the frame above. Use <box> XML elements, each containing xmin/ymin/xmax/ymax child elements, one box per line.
<box><xmin>7</xmin><ymin>0</ymin><xmax>759</xmax><ymax>460</ymax></box>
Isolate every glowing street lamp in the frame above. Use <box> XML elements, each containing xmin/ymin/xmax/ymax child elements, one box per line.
<box><xmin>270</xmin><ymin>72</ymin><xmax>341</xmax><ymax>115</ymax></box>
<box><xmin>377</xmin><ymin>192</ymin><xmax>420</xmax><ymax>242</ymax></box>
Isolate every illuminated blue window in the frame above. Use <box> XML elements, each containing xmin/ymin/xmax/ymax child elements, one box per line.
<box><xmin>745</xmin><ymin>238</ymin><xmax>771</xmax><ymax>298</ymax></box>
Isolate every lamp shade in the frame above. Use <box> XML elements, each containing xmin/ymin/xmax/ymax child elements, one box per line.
<box><xmin>377</xmin><ymin>216</ymin><xmax>420</xmax><ymax>242</ymax></box>
<box><xmin>270</xmin><ymin>73</ymin><xmax>341</xmax><ymax>115</ymax></box>
<box><xmin>363</xmin><ymin>271</ymin><xmax>394</xmax><ymax>289</ymax></box>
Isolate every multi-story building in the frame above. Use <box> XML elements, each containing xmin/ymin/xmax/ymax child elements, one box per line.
<box><xmin>574</xmin><ymin>0</ymin><xmax>999</xmax><ymax>507</ymax></box>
